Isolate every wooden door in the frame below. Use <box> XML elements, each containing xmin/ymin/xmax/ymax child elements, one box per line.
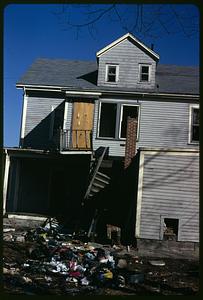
<box><xmin>72</xmin><ymin>102</ymin><xmax>94</xmax><ymax>149</ymax></box>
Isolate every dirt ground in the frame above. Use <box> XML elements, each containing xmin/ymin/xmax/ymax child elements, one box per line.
<box><xmin>3</xmin><ymin>240</ymin><xmax>199</xmax><ymax>296</ymax></box>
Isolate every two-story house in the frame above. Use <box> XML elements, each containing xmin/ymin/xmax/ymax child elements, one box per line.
<box><xmin>3</xmin><ymin>33</ymin><xmax>199</xmax><ymax>248</ymax></box>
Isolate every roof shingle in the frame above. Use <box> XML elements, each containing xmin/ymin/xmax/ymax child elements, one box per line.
<box><xmin>17</xmin><ymin>58</ymin><xmax>199</xmax><ymax>95</ymax></box>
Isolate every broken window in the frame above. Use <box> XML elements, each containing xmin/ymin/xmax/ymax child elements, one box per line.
<box><xmin>139</xmin><ymin>64</ymin><xmax>150</xmax><ymax>82</ymax></box>
<box><xmin>163</xmin><ymin>218</ymin><xmax>179</xmax><ymax>241</ymax></box>
<box><xmin>120</xmin><ymin>105</ymin><xmax>139</xmax><ymax>138</ymax></box>
<box><xmin>190</xmin><ymin>106</ymin><xmax>199</xmax><ymax>143</ymax></box>
<box><xmin>98</xmin><ymin>102</ymin><xmax>139</xmax><ymax>140</ymax></box>
<box><xmin>106</xmin><ymin>65</ymin><xmax>119</xmax><ymax>83</ymax></box>
<box><xmin>99</xmin><ymin>103</ymin><xmax>117</xmax><ymax>138</ymax></box>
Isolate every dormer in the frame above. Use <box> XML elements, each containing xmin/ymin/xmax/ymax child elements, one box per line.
<box><xmin>96</xmin><ymin>33</ymin><xmax>159</xmax><ymax>90</ymax></box>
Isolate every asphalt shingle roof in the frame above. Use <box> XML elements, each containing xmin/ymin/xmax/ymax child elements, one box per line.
<box><xmin>17</xmin><ymin>58</ymin><xmax>199</xmax><ymax>95</ymax></box>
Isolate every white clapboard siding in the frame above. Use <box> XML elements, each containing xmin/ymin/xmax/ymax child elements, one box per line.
<box><xmin>92</xmin><ymin>98</ymin><xmax>199</xmax><ymax>156</ymax></box>
<box><xmin>24</xmin><ymin>94</ymin><xmax>65</xmax><ymax>148</ymax></box>
<box><xmin>97</xmin><ymin>38</ymin><xmax>156</xmax><ymax>89</ymax></box>
<box><xmin>136</xmin><ymin>151</ymin><xmax>199</xmax><ymax>242</ymax></box>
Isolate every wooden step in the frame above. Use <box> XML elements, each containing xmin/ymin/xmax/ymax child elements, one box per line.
<box><xmin>96</xmin><ymin>171</ymin><xmax>111</xmax><ymax>180</ymax></box>
<box><xmin>94</xmin><ymin>175</ymin><xmax>110</xmax><ymax>185</ymax></box>
<box><xmin>92</xmin><ymin>181</ymin><xmax>107</xmax><ymax>189</ymax></box>
<box><xmin>90</xmin><ymin>186</ymin><xmax>101</xmax><ymax>193</ymax></box>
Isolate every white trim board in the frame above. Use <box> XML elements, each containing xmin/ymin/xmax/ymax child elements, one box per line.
<box><xmin>188</xmin><ymin>104</ymin><xmax>199</xmax><ymax>145</ymax></box>
<box><xmin>3</xmin><ymin>152</ymin><xmax>10</xmax><ymax>215</ymax></box>
<box><xmin>20</xmin><ymin>91</ymin><xmax>28</xmax><ymax>144</ymax></box>
<box><xmin>96</xmin><ymin>32</ymin><xmax>160</xmax><ymax>60</ymax></box>
<box><xmin>139</xmin><ymin>150</ymin><xmax>199</xmax><ymax>156</ymax></box>
<box><xmin>135</xmin><ymin>151</ymin><xmax>145</xmax><ymax>238</ymax></box>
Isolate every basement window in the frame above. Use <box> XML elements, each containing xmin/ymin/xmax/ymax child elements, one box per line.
<box><xmin>105</xmin><ymin>65</ymin><xmax>119</xmax><ymax>83</ymax></box>
<box><xmin>189</xmin><ymin>105</ymin><xmax>199</xmax><ymax>143</ymax></box>
<box><xmin>119</xmin><ymin>105</ymin><xmax>139</xmax><ymax>139</ymax></box>
<box><xmin>163</xmin><ymin>218</ymin><xmax>179</xmax><ymax>241</ymax></box>
<box><xmin>139</xmin><ymin>64</ymin><xmax>151</xmax><ymax>82</ymax></box>
<box><xmin>98</xmin><ymin>103</ymin><xmax>117</xmax><ymax>138</ymax></box>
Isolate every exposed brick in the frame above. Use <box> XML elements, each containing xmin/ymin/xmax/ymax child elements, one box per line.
<box><xmin>124</xmin><ymin>117</ymin><xmax>138</xmax><ymax>169</ymax></box>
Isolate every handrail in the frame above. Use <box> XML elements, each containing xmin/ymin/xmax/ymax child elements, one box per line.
<box><xmin>58</xmin><ymin>129</ymin><xmax>93</xmax><ymax>151</ymax></box>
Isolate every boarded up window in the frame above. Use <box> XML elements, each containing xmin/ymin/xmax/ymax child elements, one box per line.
<box><xmin>99</xmin><ymin>103</ymin><xmax>117</xmax><ymax>138</ymax></box>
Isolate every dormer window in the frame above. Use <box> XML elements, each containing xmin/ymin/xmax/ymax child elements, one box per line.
<box><xmin>139</xmin><ymin>64</ymin><xmax>151</xmax><ymax>82</ymax></box>
<box><xmin>105</xmin><ymin>64</ymin><xmax>119</xmax><ymax>83</ymax></box>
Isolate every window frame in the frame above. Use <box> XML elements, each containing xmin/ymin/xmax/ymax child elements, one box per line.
<box><xmin>188</xmin><ymin>104</ymin><xmax>199</xmax><ymax>144</ymax></box>
<box><xmin>97</xmin><ymin>101</ymin><xmax>118</xmax><ymax>139</ymax></box>
<box><xmin>97</xmin><ymin>101</ymin><xmax>140</xmax><ymax>141</ymax></box>
<box><xmin>105</xmin><ymin>64</ymin><xmax>119</xmax><ymax>83</ymax></box>
<box><xmin>118</xmin><ymin>104</ymin><xmax>140</xmax><ymax>140</ymax></box>
<box><xmin>139</xmin><ymin>64</ymin><xmax>151</xmax><ymax>83</ymax></box>
<box><xmin>160</xmin><ymin>215</ymin><xmax>182</xmax><ymax>241</ymax></box>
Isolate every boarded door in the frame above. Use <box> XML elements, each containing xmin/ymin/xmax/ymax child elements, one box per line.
<box><xmin>72</xmin><ymin>102</ymin><xmax>94</xmax><ymax>149</ymax></box>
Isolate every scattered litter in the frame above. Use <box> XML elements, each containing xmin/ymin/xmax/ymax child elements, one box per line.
<box><xmin>129</xmin><ymin>273</ymin><xmax>144</xmax><ymax>284</ymax></box>
<box><xmin>117</xmin><ymin>259</ymin><xmax>128</xmax><ymax>269</ymax></box>
<box><xmin>117</xmin><ymin>275</ymin><xmax>126</xmax><ymax>287</ymax></box>
<box><xmin>3</xmin><ymin>217</ymin><xmax>199</xmax><ymax>296</ymax></box>
<box><xmin>3</xmin><ymin>267</ymin><xmax>20</xmax><ymax>275</ymax></box>
<box><xmin>149</xmin><ymin>260</ymin><xmax>166</xmax><ymax>267</ymax></box>
<box><xmin>22</xmin><ymin>276</ymin><xmax>32</xmax><ymax>283</ymax></box>
<box><xmin>15</xmin><ymin>236</ymin><xmax>25</xmax><ymax>242</ymax></box>
<box><xmin>3</xmin><ymin>228</ymin><xmax>15</xmax><ymax>232</ymax></box>
<box><xmin>81</xmin><ymin>277</ymin><xmax>90</xmax><ymax>286</ymax></box>
<box><xmin>45</xmin><ymin>276</ymin><xmax>52</xmax><ymax>282</ymax></box>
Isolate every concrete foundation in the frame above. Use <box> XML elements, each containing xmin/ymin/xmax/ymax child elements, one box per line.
<box><xmin>137</xmin><ymin>238</ymin><xmax>199</xmax><ymax>260</ymax></box>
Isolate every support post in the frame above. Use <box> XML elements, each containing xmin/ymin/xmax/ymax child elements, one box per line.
<box><xmin>3</xmin><ymin>151</ymin><xmax>10</xmax><ymax>215</ymax></box>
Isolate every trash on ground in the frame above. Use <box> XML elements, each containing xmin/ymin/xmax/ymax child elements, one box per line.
<box><xmin>149</xmin><ymin>260</ymin><xmax>166</xmax><ymax>266</ymax></box>
<box><xmin>3</xmin><ymin>217</ymin><xmax>199</xmax><ymax>296</ymax></box>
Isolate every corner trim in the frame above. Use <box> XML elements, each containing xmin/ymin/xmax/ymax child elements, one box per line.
<box><xmin>135</xmin><ymin>151</ymin><xmax>145</xmax><ymax>238</ymax></box>
<box><xmin>20</xmin><ymin>90</ymin><xmax>28</xmax><ymax>147</ymax></box>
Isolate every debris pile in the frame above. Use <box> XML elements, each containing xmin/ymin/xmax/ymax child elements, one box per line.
<box><xmin>3</xmin><ymin>218</ymin><xmax>199</xmax><ymax>295</ymax></box>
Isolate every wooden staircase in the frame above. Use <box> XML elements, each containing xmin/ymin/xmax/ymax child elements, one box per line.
<box><xmin>84</xmin><ymin>147</ymin><xmax>110</xmax><ymax>200</ymax></box>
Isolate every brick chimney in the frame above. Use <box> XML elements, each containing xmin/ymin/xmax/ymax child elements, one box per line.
<box><xmin>124</xmin><ymin>117</ymin><xmax>138</xmax><ymax>169</ymax></box>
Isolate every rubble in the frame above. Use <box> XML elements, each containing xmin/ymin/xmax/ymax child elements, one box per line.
<box><xmin>3</xmin><ymin>217</ymin><xmax>199</xmax><ymax>295</ymax></box>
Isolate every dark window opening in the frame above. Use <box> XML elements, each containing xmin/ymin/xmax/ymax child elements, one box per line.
<box><xmin>107</xmin><ymin>66</ymin><xmax>117</xmax><ymax>82</ymax></box>
<box><xmin>120</xmin><ymin>106</ymin><xmax>138</xmax><ymax>138</ymax></box>
<box><xmin>99</xmin><ymin>103</ymin><xmax>117</xmax><ymax>138</ymax></box>
<box><xmin>140</xmin><ymin>65</ymin><xmax>149</xmax><ymax>82</ymax></box>
<box><xmin>163</xmin><ymin>218</ymin><xmax>179</xmax><ymax>241</ymax></box>
<box><xmin>191</xmin><ymin>108</ymin><xmax>199</xmax><ymax>142</ymax></box>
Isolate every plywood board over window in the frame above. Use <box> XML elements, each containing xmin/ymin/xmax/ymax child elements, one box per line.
<box><xmin>72</xmin><ymin>102</ymin><xmax>94</xmax><ymax>149</ymax></box>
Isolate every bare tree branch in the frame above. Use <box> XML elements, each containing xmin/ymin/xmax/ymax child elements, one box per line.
<box><xmin>52</xmin><ymin>4</ymin><xmax>199</xmax><ymax>40</ymax></box>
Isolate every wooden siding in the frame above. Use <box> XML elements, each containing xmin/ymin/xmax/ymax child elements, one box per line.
<box><xmin>137</xmin><ymin>151</ymin><xmax>199</xmax><ymax>242</ymax></box>
<box><xmin>97</xmin><ymin>38</ymin><xmax>156</xmax><ymax>89</ymax></box>
<box><xmin>24</xmin><ymin>94</ymin><xmax>65</xmax><ymax>149</ymax></box>
<box><xmin>92</xmin><ymin>98</ymin><xmax>199</xmax><ymax>157</ymax></box>
<box><xmin>64</xmin><ymin>101</ymin><xmax>73</xmax><ymax>130</ymax></box>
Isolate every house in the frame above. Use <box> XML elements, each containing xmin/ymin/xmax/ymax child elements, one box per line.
<box><xmin>3</xmin><ymin>33</ymin><xmax>199</xmax><ymax>248</ymax></box>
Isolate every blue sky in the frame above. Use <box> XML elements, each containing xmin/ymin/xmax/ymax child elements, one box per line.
<box><xmin>4</xmin><ymin>4</ymin><xmax>199</xmax><ymax>147</ymax></box>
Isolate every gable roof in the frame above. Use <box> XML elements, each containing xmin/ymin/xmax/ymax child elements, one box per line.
<box><xmin>16</xmin><ymin>58</ymin><xmax>199</xmax><ymax>95</ymax></box>
<box><xmin>96</xmin><ymin>33</ymin><xmax>160</xmax><ymax>61</ymax></box>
